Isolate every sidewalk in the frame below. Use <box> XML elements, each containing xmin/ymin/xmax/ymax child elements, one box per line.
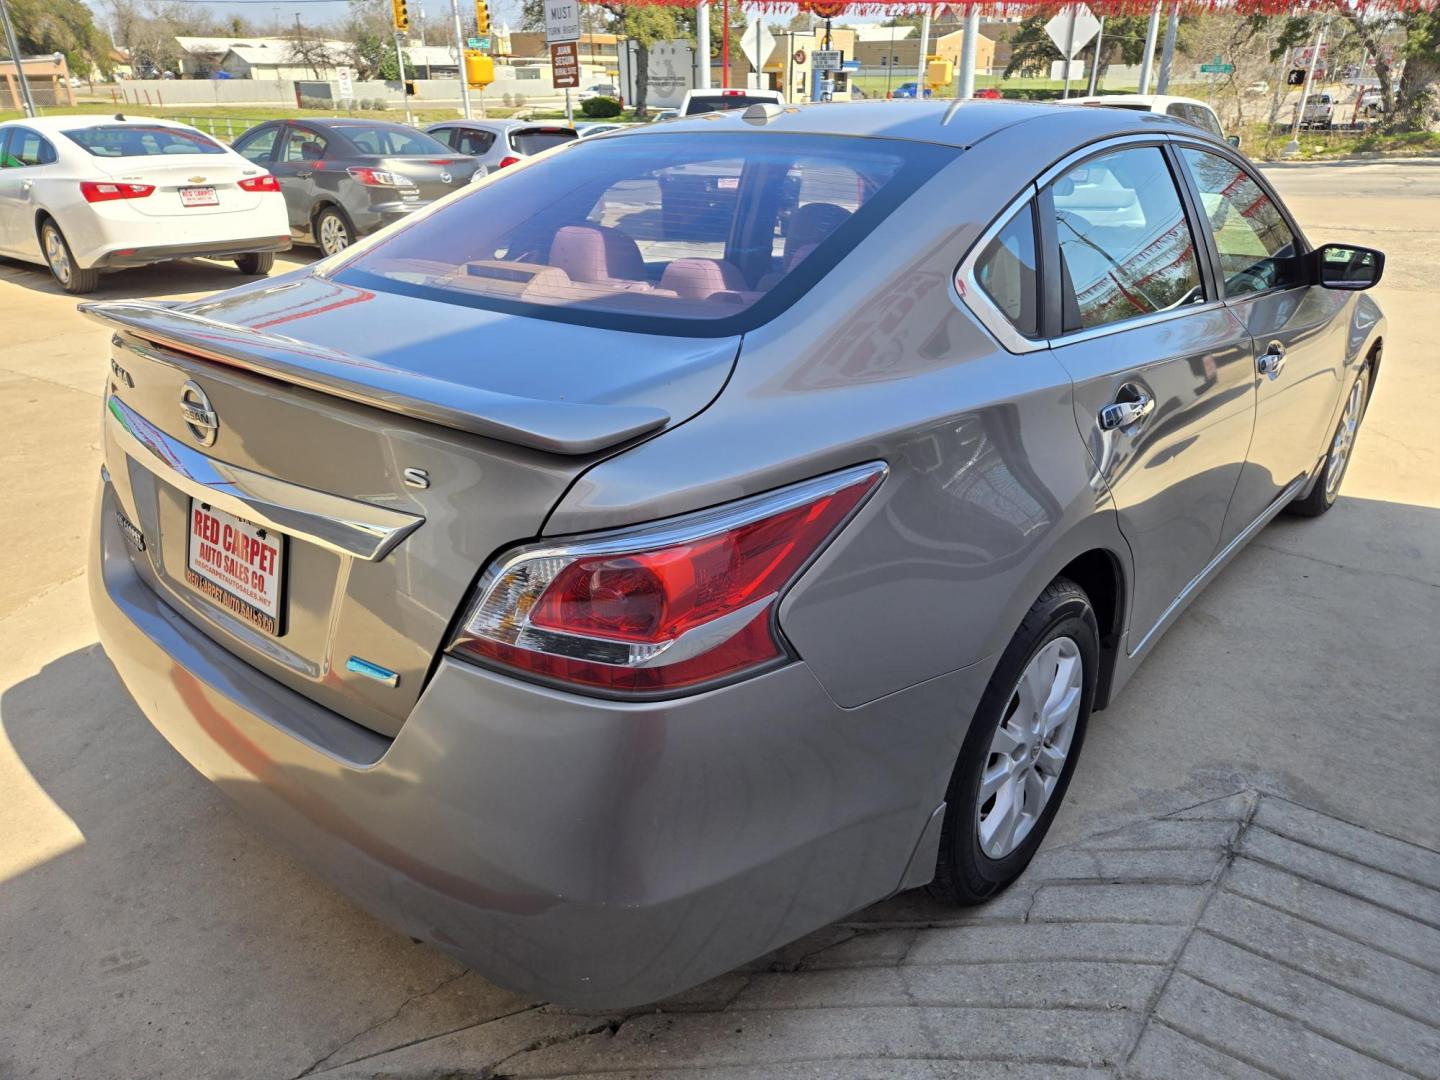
<box><xmin>306</xmin><ymin>790</ymin><xmax>1440</xmax><ymax>1078</ymax></box>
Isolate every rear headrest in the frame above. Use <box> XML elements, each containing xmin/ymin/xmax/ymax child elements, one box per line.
<box><xmin>548</xmin><ymin>224</ymin><xmax>646</xmax><ymax>284</ymax></box>
<box><xmin>785</xmin><ymin>202</ymin><xmax>852</xmax><ymax>266</ymax></box>
<box><xmin>658</xmin><ymin>258</ymin><xmax>745</xmax><ymax>299</ymax></box>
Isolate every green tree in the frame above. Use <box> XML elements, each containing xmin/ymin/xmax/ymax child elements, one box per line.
<box><xmin>608</xmin><ymin>3</ymin><xmax>679</xmax><ymax>115</ymax></box>
<box><xmin>6</xmin><ymin>0</ymin><xmax>112</xmax><ymax>80</ymax></box>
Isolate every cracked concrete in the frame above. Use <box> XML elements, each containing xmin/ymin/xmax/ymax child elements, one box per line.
<box><xmin>0</xmin><ymin>164</ymin><xmax>1436</xmax><ymax>1079</ymax></box>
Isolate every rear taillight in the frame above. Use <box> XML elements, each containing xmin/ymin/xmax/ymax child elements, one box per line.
<box><xmin>451</xmin><ymin>463</ymin><xmax>885</xmax><ymax>694</ymax></box>
<box><xmin>237</xmin><ymin>174</ymin><xmax>280</xmax><ymax>192</ymax></box>
<box><xmin>346</xmin><ymin>166</ymin><xmax>415</xmax><ymax>187</ymax></box>
<box><xmin>81</xmin><ymin>181</ymin><xmax>155</xmax><ymax>203</ymax></box>
<box><xmin>497</xmin><ymin>155</ymin><xmax>522</xmax><ymax>168</ymax></box>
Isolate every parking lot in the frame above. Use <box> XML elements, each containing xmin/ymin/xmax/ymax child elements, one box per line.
<box><xmin>1</xmin><ymin>160</ymin><xmax>1438</xmax><ymax>1079</ymax></box>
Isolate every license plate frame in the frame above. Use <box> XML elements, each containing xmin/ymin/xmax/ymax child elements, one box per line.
<box><xmin>185</xmin><ymin>500</ymin><xmax>287</xmax><ymax>636</ymax></box>
<box><xmin>179</xmin><ymin>185</ymin><xmax>219</xmax><ymax>207</ymax></box>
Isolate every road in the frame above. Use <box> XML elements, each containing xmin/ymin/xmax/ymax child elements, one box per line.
<box><xmin>1</xmin><ymin>162</ymin><xmax>1437</xmax><ymax>1079</ymax></box>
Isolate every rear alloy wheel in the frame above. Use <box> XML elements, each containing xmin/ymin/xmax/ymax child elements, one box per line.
<box><xmin>315</xmin><ymin>208</ymin><xmax>353</xmax><ymax>258</ymax></box>
<box><xmin>41</xmin><ymin>220</ymin><xmax>99</xmax><ymax>294</ymax></box>
<box><xmin>234</xmin><ymin>251</ymin><xmax>275</xmax><ymax>275</ymax></box>
<box><xmin>929</xmin><ymin>578</ymin><xmax>1098</xmax><ymax>905</ymax></box>
<box><xmin>1288</xmin><ymin>364</ymin><xmax>1371</xmax><ymax>518</ymax></box>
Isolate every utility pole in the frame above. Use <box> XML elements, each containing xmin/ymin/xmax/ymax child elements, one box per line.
<box><xmin>1061</xmin><ymin>8</ymin><xmax>1076</xmax><ymax>99</ymax></box>
<box><xmin>449</xmin><ymin>0</ymin><xmax>469</xmax><ymax>118</ymax></box>
<box><xmin>955</xmin><ymin>5</ymin><xmax>978</xmax><ymax>100</ymax></box>
<box><xmin>1086</xmin><ymin>17</ymin><xmax>1104</xmax><ymax>95</ymax></box>
<box><xmin>1156</xmin><ymin>0</ymin><xmax>1179</xmax><ymax>94</ymax></box>
<box><xmin>1138</xmin><ymin>0</ymin><xmax>1160</xmax><ymax>94</ymax></box>
<box><xmin>0</xmin><ymin>0</ymin><xmax>38</xmax><ymax>118</ymax></box>
<box><xmin>1284</xmin><ymin>15</ymin><xmax>1329</xmax><ymax>158</ymax></box>
<box><xmin>915</xmin><ymin>8</ymin><xmax>930</xmax><ymax>100</ymax></box>
<box><xmin>696</xmin><ymin>0</ymin><xmax>710</xmax><ymax>89</ymax></box>
<box><xmin>395</xmin><ymin>32</ymin><xmax>412</xmax><ymax>124</ymax></box>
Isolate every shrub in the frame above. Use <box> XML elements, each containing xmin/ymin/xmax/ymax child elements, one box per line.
<box><xmin>581</xmin><ymin>95</ymin><xmax>622</xmax><ymax>118</ymax></box>
<box><xmin>513</xmin><ymin>93</ymin><xmax>526</xmax><ymax>108</ymax></box>
<box><xmin>298</xmin><ymin>95</ymin><xmax>325</xmax><ymax>109</ymax></box>
<box><xmin>370</xmin><ymin>97</ymin><xmax>388</xmax><ymax>111</ymax></box>
<box><xmin>502</xmin><ymin>92</ymin><xmax>513</xmax><ymax>106</ymax></box>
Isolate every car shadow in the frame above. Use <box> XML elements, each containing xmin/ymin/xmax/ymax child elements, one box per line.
<box><xmin>0</xmin><ymin>251</ymin><xmax>316</xmax><ymax>301</ymax></box>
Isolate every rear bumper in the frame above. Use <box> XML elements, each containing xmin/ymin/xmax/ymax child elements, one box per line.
<box><xmin>97</xmin><ymin>235</ymin><xmax>292</xmax><ymax>268</ymax></box>
<box><xmin>91</xmin><ymin>475</ymin><xmax>975</xmax><ymax>1006</ymax></box>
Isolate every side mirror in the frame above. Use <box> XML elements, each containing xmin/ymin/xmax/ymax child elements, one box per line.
<box><xmin>1227</xmin><ymin>134</ymin><xmax>1242</xmax><ymax>148</ymax></box>
<box><xmin>1313</xmin><ymin>243</ymin><xmax>1385</xmax><ymax>291</ymax></box>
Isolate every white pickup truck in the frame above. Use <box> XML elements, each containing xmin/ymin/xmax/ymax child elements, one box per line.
<box><xmin>1295</xmin><ymin>92</ymin><xmax>1335</xmax><ymax>129</ymax></box>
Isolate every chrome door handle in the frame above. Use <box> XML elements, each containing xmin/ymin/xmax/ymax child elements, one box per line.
<box><xmin>295</xmin><ymin>170</ymin><xmax>312</xmax><ymax>179</ymax></box>
<box><xmin>21</xmin><ymin>180</ymin><xmax>32</xmax><ymax>192</ymax></box>
<box><xmin>1258</xmin><ymin>343</ymin><xmax>1287</xmax><ymax>378</ymax></box>
<box><xmin>1099</xmin><ymin>393</ymin><xmax>1155</xmax><ymax>432</ymax></box>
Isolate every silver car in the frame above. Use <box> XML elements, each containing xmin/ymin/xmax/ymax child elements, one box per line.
<box><xmin>87</xmin><ymin>102</ymin><xmax>1385</xmax><ymax>1007</ymax></box>
<box><xmin>423</xmin><ymin>118</ymin><xmax>578</xmax><ymax>172</ymax></box>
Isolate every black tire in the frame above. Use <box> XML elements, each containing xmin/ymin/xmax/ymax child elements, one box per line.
<box><xmin>40</xmin><ymin>219</ymin><xmax>100</xmax><ymax>294</ymax></box>
<box><xmin>928</xmin><ymin>578</ymin><xmax>1099</xmax><ymax>906</ymax></box>
<box><xmin>1287</xmin><ymin>364</ymin><xmax>1371</xmax><ymax>518</ymax></box>
<box><xmin>314</xmin><ymin>206</ymin><xmax>353</xmax><ymax>258</ymax></box>
<box><xmin>234</xmin><ymin>251</ymin><xmax>275</xmax><ymax>275</ymax></box>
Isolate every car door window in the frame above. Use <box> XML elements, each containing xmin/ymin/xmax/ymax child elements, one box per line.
<box><xmin>281</xmin><ymin>128</ymin><xmax>328</xmax><ymax>163</ymax></box>
<box><xmin>456</xmin><ymin>129</ymin><xmax>497</xmax><ymax>156</ymax></box>
<box><xmin>1051</xmin><ymin>145</ymin><xmax>1205</xmax><ymax>332</ymax></box>
<box><xmin>1178</xmin><ymin>147</ymin><xmax>1301</xmax><ymax>298</ymax></box>
<box><xmin>429</xmin><ymin>126</ymin><xmax>456</xmax><ymax>149</ymax></box>
<box><xmin>0</xmin><ymin>130</ymin><xmax>13</xmax><ymax>168</ymax></box>
<box><xmin>973</xmin><ymin>204</ymin><xmax>1039</xmax><ymax>338</ymax></box>
<box><xmin>5</xmin><ymin>128</ymin><xmax>56</xmax><ymax>167</ymax></box>
<box><xmin>235</xmin><ymin>126</ymin><xmax>279</xmax><ymax>164</ymax></box>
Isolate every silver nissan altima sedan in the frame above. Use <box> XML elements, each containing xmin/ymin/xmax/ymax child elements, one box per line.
<box><xmin>85</xmin><ymin>100</ymin><xmax>1386</xmax><ymax>1007</ymax></box>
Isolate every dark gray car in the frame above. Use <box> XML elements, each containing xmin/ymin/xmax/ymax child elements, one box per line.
<box><xmin>86</xmin><ymin>101</ymin><xmax>1386</xmax><ymax>1008</ymax></box>
<box><xmin>232</xmin><ymin>118</ymin><xmax>478</xmax><ymax>255</ymax></box>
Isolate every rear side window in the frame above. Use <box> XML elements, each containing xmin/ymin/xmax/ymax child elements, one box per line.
<box><xmin>511</xmin><ymin>128</ymin><xmax>577</xmax><ymax>155</ymax></box>
<box><xmin>974</xmin><ymin>205</ymin><xmax>1039</xmax><ymax>338</ymax></box>
<box><xmin>65</xmin><ymin>125</ymin><xmax>224</xmax><ymax>157</ymax></box>
<box><xmin>685</xmin><ymin>93</ymin><xmax>779</xmax><ymax>115</ymax></box>
<box><xmin>333</xmin><ymin>132</ymin><xmax>953</xmax><ymax>336</ymax></box>
<box><xmin>235</xmin><ymin>125</ymin><xmax>279</xmax><ymax>164</ymax></box>
<box><xmin>2</xmin><ymin>127</ymin><xmax>56</xmax><ymax>166</ymax></box>
<box><xmin>282</xmin><ymin>128</ymin><xmax>328</xmax><ymax>162</ymax></box>
<box><xmin>339</xmin><ymin>125</ymin><xmax>451</xmax><ymax>156</ymax></box>
<box><xmin>455</xmin><ymin>128</ymin><xmax>497</xmax><ymax>155</ymax></box>
<box><xmin>1051</xmin><ymin>146</ymin><xmax>1204</xmax><ymax>332</ymax></box>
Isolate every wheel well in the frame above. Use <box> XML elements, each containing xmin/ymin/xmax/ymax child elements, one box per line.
<box><xmin>1054</xmin><ymin>548</ymin><xmax>1125</xmax><ymax>711</ymax></box>
<box><xmin>34</xmin><ymin>210</ymin><xmax>55</xmax><ymax>241</ymax></box>
<box><xmin>1365</xmin><ymin>338</ymin><xmax>1382</xmax><ymax>403</ymax></box>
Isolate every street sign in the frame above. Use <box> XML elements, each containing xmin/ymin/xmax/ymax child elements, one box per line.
<box><xmin>740</xmin><ymin>21</ymin><xmax>776</xmax><ymax>73</ymax></box>
<box><xmin>1200</xmin><ymin>63</ymin><xmax>1234</xmax><ymax>73</ymax></box>
<box><xmin>544</xmin><ymin>0</ymin><xmax>580</xmax><ymax>45</ymax></box>
<box><xmin>336</xmin><ymin>66</ymin><xmax>354</xmax><ymax>100</ymax></box>
<box><xmin>1045</xmin><ymin>5</ymin><xmax>1100</xmax><ymax>59</ymax></box>
<box><xmin>551</xmin><ymin>41</ymin><xmax>580</xmax><ymax>88</ymax></box>
<box><xmin>812</xmin><ymin>49</ymin><xmax>842</xmax><ymax>73</ymax></box>
<box><xmin>467</xmin><ymin>36</ymin><xmax>481</xmax><ymax>48</ymax></box>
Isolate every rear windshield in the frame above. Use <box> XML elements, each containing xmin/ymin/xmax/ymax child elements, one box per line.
<box><xmin>337</xmin><ymin>125</ymin><xmax>452</xmax><ymax>156</ymax></box>
<box><xmin>684</xmin><ymin>93</ymin><xmax>779</xmax><ymax>115</ymax></box>
<box><xmin>331</xmin><ymin>132</ymin><xmax>953</xmax><ymax>336</ymax></box>
<box><xmin>511</xmin><ymin>127</ymin><xmax>578</xmax><ymax>155</ymax></box>
<box><xmin>65</xmin><ymin>125</ymin><xmax>225</xmax><ymax>157</ymax></box>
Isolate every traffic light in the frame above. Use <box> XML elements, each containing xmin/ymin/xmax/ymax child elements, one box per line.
<box><xmin>475</xmin><ymin>0</ymin><xmax>490</xmax><ymax>36</ymax></box>
<box><xmin>1287</xmin><ymin>69</ymin><xmax>1305</xmax><ymax>85</ymax></box>
<box><xmin>391</xmin><ymin>0</ymin><xmax>409</xmax><ymax>33</ymax></box>
<box><xmin>465</xmin><ymin>50</ymin><xmax>494</xmax><ymax>87</ymax></box>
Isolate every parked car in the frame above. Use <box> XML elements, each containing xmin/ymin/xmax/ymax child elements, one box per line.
<box><xmin>1063</xmin><ymin>93</ymin><xmax>1238</xmax><ymax>146</ymax></box>
<box><xmin>1355</xmin><ymin>88</ymin><xmax>1385</xmax><ymax>120</ymax></box>
<box><xmin>1246</xmin><ymin>81</ymin><xmax>1270</xmax><ymax>95</ymax></box>
<box><xmin>424</xmin><ymin>119</ymin><xmax>577</xmax><ymax>173</ymax></box>
<box><xmin>578</xmin><ymin>83</ymin><xmax>619</xmax><ymax>103</ymax></box>
<box><xmin>86</xmin><ymin>100</ymin><xmax>1385</xmax><ymax>1009</ymax></box>
<box><xmin>892</xmin><ymin>81</ymin><xmax>932</xmax><ymax>99</ymax></box>
<box><xmin>678</xmin><ymin>87</ymin><xmax>786</xmax><ymax>115</ymax></box>
<box><xmin>650</xmin><ymin>108</ymin><xmax>679</xmax><ymax>122</ymax></box>
<box><xmin>231</xmin><ymin>118</ymin><xmax>478</xmax><ymax>257</ymax></box>
<box><xmin>1294</xmin><ymin>92</ymin><xmax>1335</xmax><ymax>129</ymax></box>
<box><xmin>974</xmin><ymin>86</ymin><xmax>1003</xmax><ymax>100</ymax></box>
<box><xmin>0</xmin><ymin>115</ymin><xmax>288</xmax><ymax>293</ymax></box>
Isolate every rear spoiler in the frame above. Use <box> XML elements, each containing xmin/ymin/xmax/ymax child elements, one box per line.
<box><xmin>78</xmin><ymin>300</ymin><xmax>669</xmax><ymax>456</ymax></box>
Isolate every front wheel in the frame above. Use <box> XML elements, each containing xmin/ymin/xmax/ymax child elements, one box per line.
<box><xmin>41</xmin><ymin>219</ymin><xmax>99</xmax><ymax>294</ymax></box>
<box><xmin>1287</xmin><ymin>364</ymin><xmax>1370</xmax><ymax>518</ymax></box>
<box><xmin>928</xmin><ymin>578</ymin><xmax>1099</xmax><ymax>905</ymax></box>
<box><xmin>234</xmin><ymin>251</ymin><xmax>275</xmax><ymax>275</ymax></box>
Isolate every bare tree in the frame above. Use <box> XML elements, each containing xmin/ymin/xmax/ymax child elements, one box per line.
<box><xmin>286</xmin><ymin>25</ymin><xmax>340</xmax><ymax>78</ymax></box>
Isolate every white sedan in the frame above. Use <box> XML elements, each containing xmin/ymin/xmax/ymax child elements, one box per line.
<box><xmin>0</xmin><ymin>115</ymin><xmax>290</xmax><ymax>294</ymax></box>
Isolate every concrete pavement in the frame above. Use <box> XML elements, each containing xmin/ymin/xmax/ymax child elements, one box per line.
<box><xmin>1</xmin><ymin>163</ymin><xmax>1437</xmax><ymax>1079</ymax></box>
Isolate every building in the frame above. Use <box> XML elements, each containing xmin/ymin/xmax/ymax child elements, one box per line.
<box><xmin>508</xmin><ymin>31</ymin><xmax>621</xmax><ymax>71</ymax></box>
<box><xmin>850</xmin><ymin>24</ymin><xmax>996</xmax><ymax>75</ymax></box>
<box><xmin>934</xmin><ymin>29</ymin><xmax>997</xmax><ymax>75</ymax></box>
<box><xmin>404</xmin><ymin>46</ymin><xmax>462</xmax><ymax>79</ymax></box>
<box><xmin>717</xmin><ymin>27</ymin><xmax>857</xmax><ymax>100</ymax></box>
<box><xmin>2</xmin><ymin>56</ymin><xmax>77</xmax><ymax>110</ymax></box>
<box><xmin>174</xmin><ymin>36</ymin><xmax>348</xmax><ymax>80</ymax></box>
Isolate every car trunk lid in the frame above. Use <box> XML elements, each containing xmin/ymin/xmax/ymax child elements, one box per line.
<box><xmin>366</xmin><ymin>155</ymin><xmax>478</xmax><ymax>202</ymax></box>
<box><xmin>91</xmin><ymin>155</ymin><xmax>270</xmax><ymax>216</ymax></box>
<box><xmin>84</xmin><ymin>275</ymin><xmax>739</xmax><ymax>736</ymax></box>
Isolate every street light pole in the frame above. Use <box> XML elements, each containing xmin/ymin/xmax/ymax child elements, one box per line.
<box><xmin>1086</xmin><ymin>17</ymin><xmax>1104</xmax><ymax>96</ymax></box>
<box><xmin>1156</xmin><ymin>0</ymin><xmax>1180</xmax><ymax>94</ymax></box>
<box><xmin>0</xmin><ymin>0</ymin><xmax>37</xmax><ymax>118</ymax></box>
<box><xmin>696</xmin><ymin>0</ymin><xmax>710</xmax><ymax>89</ymax></box>
<box><xmin>956</xmin><ymin>5</ymin><xmax>978</xmax><ymax>100</ymax></box>
<box><xmin>1285</xmin><ymin>16</ymin><xmax>1329</xmax><ymax>158</ymax></box>
<box><xmin>1137</xmin><ymin>1</ymin><xmax>1161</xmax><ymax>94</ymax></box>
<box><xmin>449</xmin><ymin>0</ymin><xmax>470</xmax><ymax>118</ymax></box>
<box><xmin>915</xmin><ymin>8</ymin><xmax>930</xmax><ymax>100</ymax></box>
<box><xmin>394</xmin><ymin>31</ymin><xmax>413</xmax><ymax>125</ymax></box>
